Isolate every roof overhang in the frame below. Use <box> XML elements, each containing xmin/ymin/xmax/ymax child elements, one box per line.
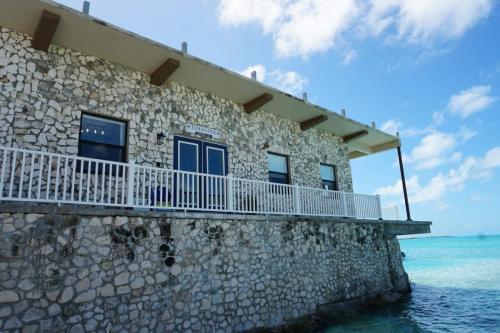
<box><xmin>0</xmin><ymin>0</ymin><xmax>401</xmax><ymax>159</ymax></box>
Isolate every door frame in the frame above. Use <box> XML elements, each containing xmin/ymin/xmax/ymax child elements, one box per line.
<box><xmin>172</xmin><ymin>135</ymin><xmax>229</xmax><ymax>209</ymax></box>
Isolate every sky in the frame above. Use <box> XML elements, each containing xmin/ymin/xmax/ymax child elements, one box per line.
<box><xmin>54</xmin><ymin>0</ymin><xmax>500</xmax><ymax>236</ymax></box>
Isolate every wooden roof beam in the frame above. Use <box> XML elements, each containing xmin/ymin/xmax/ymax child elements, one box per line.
<box><xmin>32</xmin><ymin>10</ymin><xmax>60</xmax><ymax>51</ymax></box>
<box><xmin>150</xmin><ymin>58</ymin><xmax>180</xmax><ymax>86</ymax></box>
<box><xmin>342</xmin><ymin>130</ymin><xmax>368</xmax><ymax>143</ymax></box>
<box><xmin>243</xmin><ymin>93</ymin><xmax>273</xmax><ymax>113</ymax></box>
<box><xmin>300</xmin><ymin>115</ymin><xmax>328</xmax><ymax>131</ymax></box>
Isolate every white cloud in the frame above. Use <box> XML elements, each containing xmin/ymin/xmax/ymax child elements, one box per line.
<box><xmin>447</xmin><ymin>85</ymin><xmax>497</xmax><ymax>118</ymax></box>
<box><xmin>483</xmin><ymin>147</ymin><xmax>500</xmax><ymax>169</ymax></box>
<box><xmin>341</xmin><ymin>49</ymin><xmax>358</xmax><ymax>65</ymax></box>
<box><xmin>217</xmin><ymin>0</ymin><xmax>285</xmax><ymax>32</ymax></box>
<box><xmin>403</xmin><ymin>127</ymin><xmax>476</xmax><ymax>170</ymax></box>
<box><xmin>217</xmin><ymin>0</ymin><xmax>493</xmax><ymax>59</ymax></box>
<box><xmin>375</xmin><ymin>146</ymin><xmax>500</xmax><ymax>207</ymax></box>
<box><xmin>365</xmin><ymin>0</ymin><xmax>493</xmax><ymax>46</ymax></box>
<box><xmin>267</xmin><ymin>69</ymin><xmax>308</xmax><ymax>95</ymax></box>
<box><xmin>239</xmin><ymin>65</ymin><xmax>308</xmax><ymax>96</ymax></box>
<box><xmin>240</xmin><ymin>64</ymin><xmax>267</xmax><ymax>81</ymax></box>
<box><xmin>375</xmin><ymin>175</ymin><xmax>420</xmax><ymax>197</ymax></box>
<box><xmin>432</xmin><ymin>110</ymin><xmax>445</xmax><ymax>126</ymax></box>
<box><xmin>274</xmin><ymin>0</ymin><xmax>360</xmax><ymax>58</ymax></box>
<box><xmin>380</xmin><ymin>118</ymin><xmax>402</xmax><ymax>135</ymax></box>
<box><xmin>405</xmin><ymin>132</ymin><xmax>457</xmax><ymax>170</ymax></box>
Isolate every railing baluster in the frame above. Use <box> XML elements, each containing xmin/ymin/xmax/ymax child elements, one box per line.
<box><xmin>0</xmin><ymin>149</ymin><xmax>8</xmax><ymax>198</ymax></box>
<box><xmin>141</xmin><ymin>168</ymin><xmax>146</xmax><ymax>207</ymax></box>
<box><xmin>148</xmin><ymin>168</ymin><xmax>152</xmax><ymax>207</ymax></box>
<box><xmin>18</xmin><ymin>152</ymin><xmax>26</xmax><ymax>198</ymax></box>
<box><xmin>62</xmin><ymin>157</ymin><xmax>68</xmax><ymax>201</ymax></box>
<box><xmin>36</xmin><ymin>155</ymin><xmax>43</xmax><ymax>200</ymax></box>
<box><xmin>107</xmin><ymin>162</ymin><xmax>112</xmax><ymax>204</ymax></box>
<box><xmin>27</xmin><ymin>153</ymin><xmax>35</xmax><ymax>199</ymax></box>
<box><xmin>200</xmin><ymin>173</ymin><xmax>205</xmax><ymax>210</ymax></box>
<box><xmin>54</xmin><ymin>156</ymin><xmax>61</xmax><ymax>201</ymax></box>
<box><xmin>71</xmin><ymin>157</ymin><xmax>76</xmax><ymax>202</ymax></box>
<box><xmin>100</xmin><ymin>162</ymin><xmax>105</xmax><ymax>203</ymax></box>
<box><xmin>191</xmin><ymin>173</ymin><xmax>195</xmax><ymax>209</ymax></box>
<box><xmin>121</xmin><ymin>165</ymin><xmax>126</xmax><ymax>205</ymax></box>
<box><xmin>84</xmin><ymin>160</ymin><xmax>91</xmax><ymax>202</ymax></box>
<box><xmin>8</xmin><ymin>150</ymin><xmax>18</xmax><ymax>198</ymax></box>
<box><xmin>46</xmin><ymin>155</ymin><xmax>53</xmax><ymax>200</ymax></box>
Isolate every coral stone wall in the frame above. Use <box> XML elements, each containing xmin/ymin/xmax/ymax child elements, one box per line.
<box><xmin>0</xmin><ymin>210</ymin><xmax>408</xmax><ymax>332</ymax></box>
<box><xmin>0</xmin><ymin>28</ymin><xmax>353</xmax><ymax>191</ymax></box>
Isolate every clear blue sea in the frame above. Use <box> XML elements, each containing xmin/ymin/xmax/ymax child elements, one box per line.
<box><xmin>324</xmin><ymin>235</ymin><xmax>500</xmax><ymax>333</ymax></box>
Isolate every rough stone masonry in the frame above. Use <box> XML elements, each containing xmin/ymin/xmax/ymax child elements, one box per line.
<box><xmin>0</xmin><ymin>208</ymin><xmax>409</xmax><ymax>333</ymax></box>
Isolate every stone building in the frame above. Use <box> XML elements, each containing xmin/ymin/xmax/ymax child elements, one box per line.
<box><xmin>0</xmin><ymin>1</ymin><xmax>431</xmax><ymax>332</ymax></box>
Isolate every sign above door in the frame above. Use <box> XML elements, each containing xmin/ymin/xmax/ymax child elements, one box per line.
<box><xmin>185</xmin><ymin>123</ymin><xmax>222</xmax><ymax>139</ymax></box>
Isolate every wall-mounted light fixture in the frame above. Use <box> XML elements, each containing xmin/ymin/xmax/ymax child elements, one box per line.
<box><xmin>157</xmin><ymin>132</ymin><xmax>166</xmax><ymax>145</ymax></box>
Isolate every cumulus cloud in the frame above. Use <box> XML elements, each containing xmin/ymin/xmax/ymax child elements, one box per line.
<box><xmin>446</xmin><ymin>85</ymin><xmax>497</xmax><ymax>118</ymax></box>
<box><xmin>375</xmin><ymin>146</ymin><xmax>500</xmax><ymax>207</ymax></box>
<box><xmin>217</xmin><ymin>0</ymin><xmax>493</xmax><ymax>59</ymax></box>
<box><xmin>403</xmin><ymin>128</ymin><xmax>476</xmax><ymax>170</ymax></box>
<box><xmin>239</xmin><ymin>65</ymin><xmax>307</xmax><ymax>96</ymax></box>
<box><xmin>364</xmin><ymin>0</ymin><xmax>493</xmax><ymax>45</ymax></box>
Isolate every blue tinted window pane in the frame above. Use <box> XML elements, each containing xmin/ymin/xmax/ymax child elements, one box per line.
<box><xmin>79</xmin><ymin>142</ymin><xmax>124</xmax><ymax>162</ymax></box>
<box><xmin>178</xmin><ymin>142</ymin><xmax>198</xmax><ymax>172</ymax></box>
<box><xmin>268</xmin><ymin>153</ymin><xmax>288</xmax><ymax>173</ymax></box>
<box><xmin>207</xmin><ymin>148</ymin><xmax>224</xmax><ymax>176</ymax></box>
<box><xmin>269</xmin><ymin>172</ymin><xmax>288</xmax><ymax>184</ymax></box>
<box><xmin>80</xmin><ymin>114</ymin><xmax>125</xmax><ymax>146</ymax></box>
<box><xmin>322</xmin><ymin>180</ymin><xmax>337</xmax><ymax>191</ymax></box>
<box><xmin>320</xmin><ymin>165</ymin><xmax>335</xmax><ymax>181</ymax></box>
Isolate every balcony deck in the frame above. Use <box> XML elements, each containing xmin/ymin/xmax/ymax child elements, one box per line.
<box><xmin>0</xmin><ymin>203</ymin><xmax>431</xmax><ymax>236</ymax></box>
<box><xmin>0</xmin><ymin>146</ymin><xmax>415</xmax><ymax>224</ymax></box>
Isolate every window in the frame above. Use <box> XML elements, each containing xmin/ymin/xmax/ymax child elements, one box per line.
<box><xmin>78</xmin><ymin>114</ymin><xmax>127</xmax><ymax>162</ymax></box>
<box><xmin>268</xmin><ymin>153</ymin><xmax>290</xmax><ymax>184</ymax></box>
<box><xmin>320</xmin><ymin>164</ymin><xmax>337</xmax><ymax>191</ymax></box>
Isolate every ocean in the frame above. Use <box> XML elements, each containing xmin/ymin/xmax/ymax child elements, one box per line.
<box><xmin>324</xmin><ymin>235</ymin><xmax>500</xmax><ymax>333</ymax></box>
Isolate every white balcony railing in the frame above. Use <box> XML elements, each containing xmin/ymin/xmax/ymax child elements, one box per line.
<box><xmin>381</xmin><ymin>205</ymin><xmax>400</xmax><ymax>220</ymax></box>
<box><xmin>0</xmin><ymin>146</ymin><xmax>385</xmax><ymax>219</ymax></box>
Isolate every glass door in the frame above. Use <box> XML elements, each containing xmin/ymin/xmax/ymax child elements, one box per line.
<box><xmin>173</xmin><ymin>136</ymin><xmax>228</xmax><ymax>210</ymax></box>
<box><xmin>174</xmin><ymin>136</ymin><xmax>202</xmax><ymax>208</ymax></box>
<box><xmin>203</xmin><ymin>143</ymin><xmax>228</xmax><ymax>210</ymax></box>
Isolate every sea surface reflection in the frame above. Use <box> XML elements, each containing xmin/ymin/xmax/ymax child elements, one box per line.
<box><xmin>323</xmin><ymin>235</ymin><xmax>500</xmax><ymax>333</ymax></box>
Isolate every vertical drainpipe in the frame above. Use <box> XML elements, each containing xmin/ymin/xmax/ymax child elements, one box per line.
<box><xmin>396</xmin><ymin>138</ymin><xmax>412</xmax><ymax>221</ymax></box>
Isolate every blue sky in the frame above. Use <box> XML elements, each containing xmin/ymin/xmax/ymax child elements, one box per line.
<box><xmin>55</xmin><ymin>0</ymin><xmax>499</xmax><ymax>236</ymax></box>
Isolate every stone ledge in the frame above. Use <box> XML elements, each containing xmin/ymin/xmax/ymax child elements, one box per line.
<box><xmin>0</xmin><ymin>203</ymin><xmax>431</xmax><ymax>235</ymax></box>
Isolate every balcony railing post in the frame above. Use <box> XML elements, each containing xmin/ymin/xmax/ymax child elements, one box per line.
<box><xmin>376</xmin><ymin>194</ymin><xmax>383</xmax><ymax>220</ymax></box>
<box><xmin>294</xmin><ymin>183</ymin><xmax>301</xmax><ymax>215</ymax></box>
<box><xmin>342</xmin><ymin>191</ymin><xmax>348</xmax><ymax>217</ymax></box>
<box><xmin>227</xmin><ymin>173</ymin><xmax>234</xmax><ymax>212</ymax></box>
<box><xmin>127</xmin><ymin>160</ymin><xmax>135</xmax><ymax>207</ymax></box>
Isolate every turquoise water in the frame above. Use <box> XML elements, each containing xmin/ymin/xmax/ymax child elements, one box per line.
<box><xmin>324</xmin><ymin>235</ymin><xmax>500</xmax><ymax>333</ymax></box>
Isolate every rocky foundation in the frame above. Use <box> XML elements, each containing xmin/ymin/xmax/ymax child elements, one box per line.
<box><xmin>0</xmin><ymin>207</ymin><xmax>409</xmax><ymax>332</ymax></box>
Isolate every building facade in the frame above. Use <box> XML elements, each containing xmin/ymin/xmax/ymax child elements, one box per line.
<box><xmin>0</xmin><ymin>27</ymin><xmax>353</xmax><ymax>194</ymax></box>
